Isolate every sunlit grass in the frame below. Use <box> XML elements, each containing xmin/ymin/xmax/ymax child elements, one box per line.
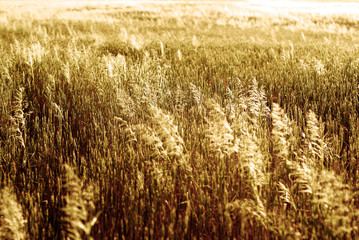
<box><xmin>1</xmin><ymin>1</ymin><xmax>359</xmax><ymax>239</ymax></box>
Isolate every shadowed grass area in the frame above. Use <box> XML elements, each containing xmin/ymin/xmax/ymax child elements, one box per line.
<box><xmin>1</xmin><ymin>1</ymin><xmax>359</xmax><ymax>239</ymax></box>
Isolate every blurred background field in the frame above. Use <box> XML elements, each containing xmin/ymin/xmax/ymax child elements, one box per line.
<box><xmin>1</xmin><ymin>0</ymin><xmax>359</xmax><ymax>239</ymax></box>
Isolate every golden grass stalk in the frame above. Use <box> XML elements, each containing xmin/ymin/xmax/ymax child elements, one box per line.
<box><xmin>226</xmin><ymin>81</ymin><xmax>271</xmax><ymax>234</ymax></box>
<box><xmin>116</xmin><ymin>88</ymin><xmax>136</xmax><ymax>119</ymax></box>
<box><xmin>173</xmin><ymin>84</ymin><xmax>186</xmax><ymax>113</ymax></box>
<box><xmin>114</xmin><ymin>116</ymin><xmax>137</xmax><ymax>144</ymax></box>
<box><xmin>0</xmin><ymin>186</ymin><xmax>26</xmax><ymax>240</ymax></box>
<box><xmin>134</xmin><ymin>123</ymin><xmax>168</xmax><ymax>160</ymax></box>
<box><xmin>148</xmin><ymin>106</ymin><xmax>184</xmax><ymax>158</ymax></box>
<box><xmin>129</xmin><ymin>122</ymin><xmax>171</xmax><ymax>190</ymax></box>
<box><xmin>271</xmin><ymin>103</ymin><xmax>292</xmax><ymax>166</ymax></box>
<box><xmin>114</xmin><ymin>116</ymin><xmax>137</xmax><ymax>159</ymax></box>
<box><xmin>247</xmin><ymin>79</ymin><xmax>270</xmax><ymax>124</ymax></box>
<box><xmin>61</xmin><ymin>164</ymin><xmax>98</xmax><ymax>240</ymax></box>
<box><xmin>234</xmin><ymin>81</ymin><xmax>270</xmax><ymax>190</ymax></box>
<box><xmin>288</xmin><ymin>161</ymin><xmax>313</xmax><ymax>195</ymax></box>
<box><xmin>305</xmin><ymin>109</ymin><xmax>326</xmax><ymax>169</ymax></box>
<box><xmin>224</xmin><ymin>87</ymin><xmax>235</xmax><ymax>123</ymax></box>
<box><xmin>147</xmin><ymin>106</ymin><xmax>190</xmax><ymax>170</ymax></box>
<box><xmin>204</xmin><ymin>99</ymin><xmax>237</xmax><ymax>159</ymax></box>
<box><xmin>189</xmin><ymin>83</ymin><xmax>202</xmax><ymax>107</ymax></box>
<box><xmin>238</xmin><ymin>129</ymin><xmax>267</xmax><ymax>190</ymax></box>
<box><xmin>226</xmin><ymin>192</ymin><xmax>269</xmax><ymax>230</ymax></box>
<box><xmin>277</xmin><ymin>182</ymin><xmax>297</xmax><ymax>211</ymax></box>
<box><xmin>230</xmin><ymin>80</ymin><xmax>269</xmax><ymax>181</ymax></box>
<box><xmin>10</xmin><ymin>87</ymin><xmax>27</xmax><ymax>150</ymax></box>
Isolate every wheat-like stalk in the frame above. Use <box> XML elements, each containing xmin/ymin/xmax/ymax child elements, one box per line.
<box><xmin>287</xmin><ymin>110</ymin><xmax>327</xmax><ymax>198</ymax></box>
<box><xmin>114</xmin><ymin>116</ymin><xmax>137</xmax><ymax>162</ymax></box>
<box><xmin>288</xmin><ymin>161</ymin><xmax>314</xmax><ymax>195</ymax></box>
<box><xmin>231</xmin><ymin>78</ymin><xmax>248</xmax><ymax>114</ymax></box>
<box><xmin>271</xmin><ymin>103</ymin><xmax>293</xmax><ymax>167</ymax></box>
<box><xmin>226</xmin><ymin>192</ymin><xmax>269</xmax><ymax>230</ymax></box>
<box><xmin>148</xmin><ymin>106</ymin><xmax>184</xmax><ymax>158</ymax></box>
<box><xmin>134</xmin><ymin>123</ymin><xmax>168</xmax><ymax>160</ymax></box>
<box><xmin>132</xmin><ymin>123</ymin><xmax>174</xmax><ymax>193</ymax></box>
<box><xmin>61</xmin><ymin>164</ymin><xmax>98</xmax><ymax>240</ymax></box>
<box><xmin>132</xmin><ymin>105</ymin><xmax>191</xmax><ymax>191</ymax></box>
<box><xmin>172</xmin><ymin>84</ymin><xmax>186</xmax><ymax>113</ymax></box>
<box><xmin>271</xmin><ymin>103</ymin><xmax>316</xmax><ymax>200</ymax></box>
<box><xmin>247</xmin><ymin>79</ymin><xmax>270</xmax><ymax>124</ymax></box>
<box><xmin>238</xmin><ymin>129</ymin><xmax>267</xmax><ymax>190</ymax></box>
<box><xmin>305</xmin><ymin>109</ymin><xmax>326</xmax><ymax>169</ymax></box>
<box><xmin>204</xmin><ymin>99</ymin><xmax>237</xmax><ymax>159</ymax></box>
<box><xmin>277</xmin><ymin>182</ymin><xmax>297</xmax><ymax>211</ymax></box>
<box><xmin>0</xmin><ymin>186</ymin><xmax>26</xmax><ymax>240</ymax></box>
<box><xmin>116</xmin><ymin>88</ymin><xmax>137</xmax><ymax>119</ymax></box>
<box><xmin>233</xmin><ymin>81</ymin><xmax>270</xmax><ymax>191</ymax></box>
<box><xmin>147</xmin><ymin>105</ymin><xmax>191</xmax><ymax>171</ymax></box>
<box><xmin>225</xmin><ymin>82</ymin><xmax>271</xmax><ymax>234</ymax></box>
<box><xmin>224</xmin><ymin>87</ymin><xmax>235</xmax><ymax>123</ymax></box>
<box><xmin>10</xmin><ymin>87</ymin><xmax>27</xmax><ymax>150</ymax></box>
<box><xmin>114</xmin><ymin>116</ymin><xmax>137</xmax><ymax>143</ymax></box>
<box><xmin>189</xmin><ymin>83</ymin><xmax>202</xmax><ymax>107</ymax></box>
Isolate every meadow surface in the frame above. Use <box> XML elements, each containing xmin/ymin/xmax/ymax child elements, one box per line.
<box><xmin>1</xmin><ymin>0</ymin><xmax>359</xmax><ymax>239</ymax></box>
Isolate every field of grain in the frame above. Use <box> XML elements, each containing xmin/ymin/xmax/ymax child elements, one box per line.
<box><xmin>1</xmin><ymin>0</ymin><xmax>359</xmax><ymax>239</ymax></box>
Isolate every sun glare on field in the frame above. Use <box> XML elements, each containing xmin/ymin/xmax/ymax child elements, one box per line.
<box><xmin>246</xmin><ymin>0</ymin><xmax>359</xmax><ymax>15</ymax></box>
<box><xmin>1</xmin><ymin>0</ymin><xmax>358</xmax><ymax>20</ymax></box>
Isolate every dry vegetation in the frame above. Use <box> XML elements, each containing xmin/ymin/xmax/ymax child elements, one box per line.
<box><xmin>1</xmin><ymin>1</ymin><xmax>359</xmax><ymax>239</ymax></box>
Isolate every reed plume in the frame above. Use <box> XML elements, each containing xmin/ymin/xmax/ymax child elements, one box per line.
<box><xmin>147</xmin><ymin>105</ymin><xmax>191</xmax><ymax>170</ymax></box>
<box><xmin>61</xmin><ymin>164</ymin><xmax>98</xmax><ymax>240</ymax></box>
<box><xmin>204</xmin><ymin>99</ymin><xmax>237</xmax><ymax>159</ymax></box>
<box><xmin>9</xmin><ymin>87</ymin><xmax>27</xmax><ymax>158</ymax></box>
<box><xmin>305</xmin><ymin>109</ymin><xmax>326</xmax><ymax>169</ymax></box>
<box><xmin>271</xmin><ymin>103</ymin><xmax>292</xmax><ymax>166</ymax></box>
<box><xmin>0</xmin><ymin>186</ymin><xmax>26</xmax><ymax>240</ymax></box>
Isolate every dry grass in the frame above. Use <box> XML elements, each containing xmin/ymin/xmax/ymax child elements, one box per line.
<box><xmin>1</xmin><ymin>1</ymin><xmax>359</xmax><ymax>239</ymax></box>
<box><xmin>0</xmin><ymin>187</ymin><xmax>26</xmax><ymax>240</ymax></box>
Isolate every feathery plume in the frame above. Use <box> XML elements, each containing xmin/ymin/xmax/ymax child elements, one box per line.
<box><xmin>277</xmin><ymin>182</ymin><xmax>297</xmax><ymax>211</ymax></box>
<box><xmin>247</xmin><ymin>79</ymin><xmax>270</xmax><ymax>124</ymax></box>
<box><xmin>134</xmin><ymin>123</ymin><xmax>168</xmax><ymax>160</ymax></box>
<box><xmin>226</xmin><ymin>193</ymin><xmax>269</xmax><ymax>230</ymax></box>
<box><xmin>10</xmin><ymin>87</ymin><xmax>27</xmax><ymax>150</ymax></box>
<box><xmin>0</xmin><ymin>187</ymin><xmax>26</xmax><ymax>240</ymax></box>
<box><xmin>189</xmin><ymin>83</ymin><xmax>202</xmax><ymax>107</ymax></box>
<box><xmin>148</xmin><ymin>106</ymin><xmax>185</xmax><ymax>159</ymax></box>
<box><xmin>271</xmin><ymin>103</ymin><xmax>292</xmax><ymax>165</ymax></box>
<box><xmin>204</xmin><ymin>99</ymin><xmax>237</xmax><ymax>159</ymax></box>
<box><xmin>146</xmin><ymin>106</ymin><xmax>191</xmax><ymax>171</ymax></box>
<box><xmin>61</xmin><ymin>164</ymin><xmax>98</xmax><ymax>240</ymax></box>
<box><xmin>305</xmin><ymin>110</ymin><xmax>326</xmax><ymax>168</ymax></box>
